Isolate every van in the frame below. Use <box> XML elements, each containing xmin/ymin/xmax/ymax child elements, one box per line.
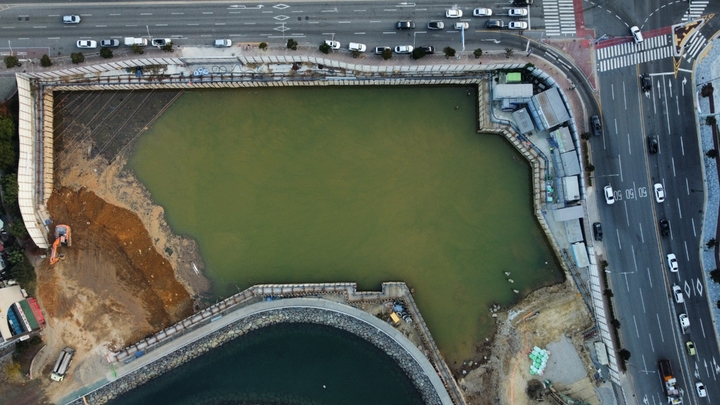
<box><xmin>348</xmin><ymin>42</ymin><xmax>367</xmax><ymax>52</ymax></box>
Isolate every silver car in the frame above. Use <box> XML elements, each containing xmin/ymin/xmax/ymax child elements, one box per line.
<box><xmin>100</xmin><ymin>39</ymin><xmax>120</xmax><ymax>47</ymax></box>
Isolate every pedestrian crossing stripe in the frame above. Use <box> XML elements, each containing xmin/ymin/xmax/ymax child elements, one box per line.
<box><xmin>682</xmin><ymin>31</ymin><xmax>707</xmax><ymax>61</ymax></box>
<box><xmin>596</xmin><ymin>35</ymin><xmax>669</xmax><ymax>61</ymax></box>
<box><xmin>681</xmin><ymin>0</ymin><xmax>709</xmax><ymax>22</ymax></box>
<box><xmin>543</xmin><ymin>0</ymin><xmax>576</xmax><ymax>37</ymax></box>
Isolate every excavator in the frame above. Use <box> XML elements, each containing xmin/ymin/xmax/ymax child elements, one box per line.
<box><xmin>49</xmin><ymin>225</ymin><xmax>71</xmax><ymax>266</ymax></box>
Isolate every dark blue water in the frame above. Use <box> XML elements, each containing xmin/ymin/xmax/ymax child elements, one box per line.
<box><xmin>108</xmin><ymin>323</ymin><xmax>426</xmax><ymax>405</ymax></box>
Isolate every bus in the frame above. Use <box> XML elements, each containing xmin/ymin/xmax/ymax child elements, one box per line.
<box><xmin>50</xmin><ymin>347</ymin><xmax>75</xmax><ymax>382</ymax></box>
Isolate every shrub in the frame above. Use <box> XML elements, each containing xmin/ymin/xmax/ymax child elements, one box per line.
<box><xmin>131</xmin><ymin>44</ymin><xmax>144</xmax><ymax>54</ymax></box>
<box><xmin>381</xmin><ymin>49</ymin><xmax>392</xmax><ymax>60</ymax></box>
<box><xmin>610</xmin><ymin>319</ymin><xmax>621</xmax><ymax>329</ymax></box>
<box><xmin>4</xmin><ymin>55</ymin><xmax>20</xmax><ymax>68</ymax></box>
<box><xmin>70</xmin><ymin>52</ymin><xmax>85</xmax><ymax>64</ymax></box>
<box><xmin>99</xmin><ymin>47</ymin><xmax>113</xmax><ymax>59</ymax></box>
<box><xmin>619</xmin><ymin>348</ymin><xmax>631</xmax><ymax>361</ymax></box>
<box><xmin>580</xmin><ymin>132</ymin><xmax>592</xmax><ymax>140</ymax></box>
<box><xmin>286</xmin><ymin>39</ymin><xmax>298</xmax><ymax>50</ymax></box>
<box><xmin>706</xmin><ymin>116</ymin><xmax>717</xmax><ymax>126</ymax></box>
<box><xmin>161</xmin><ymin>43</ymin><xmax>174</xmax><ymax>52</ymax></box>
<box><xmin>473</xmin><ymin>48</ymin><xmax>483</xmax><ymax>59</ymax></box>
<box><xmin>707</xmin><ymin>149</ymin><xmax>718</xmax><ymax>159</ymax></box>
<box><xmin>40</xmin><ymin>54</ymin><xmax>52</xmax><ymax>67</ymax></box>
<box><xmin>411</xmin><ymin>48</ymin><xmax>426</xmax><ymax>60</ymax></box>
<box><xmin>505</xmin><ymin>47</ymin><xmax>514</xmax><ymax>58</ymax></box>
<box><xmin>259</xmin><ymin>42</ymin><xmax>268</xmax><ymax>50</ymax></box>
<box><xmin>711</xmin><ymin>269</ymin><xmax>720</xmax><ymax>284</ymax></box>
<box><xmin>319</xmin><ymin>43</ymin><xmax>331</xmax><ymax>54</ymax></box>
<box><xmin>351</xmin><ymin>50</ymin><xmax>361</xmax><ymax>59</ymax></box>
<box><xmin>701</xmin><ymin>83</ymin><xmax>713</xmax><ymax>97</ymax></box>
<box><xmin>443</xmin><ymin>46</ymin><xmax>456</xmax><ymax>58</ymax></box>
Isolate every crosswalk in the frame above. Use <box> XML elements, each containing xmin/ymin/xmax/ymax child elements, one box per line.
<box><xmin>682</xmin><ymin>30</ymin><xmax>707</xmax><ymax>61</ymax></box>
<box><xmin>543</xmin><ymin>0</ymin><xmax>576</xmax><ymax>36</ymax></box>
<box><xmin>681</xmin><ymin>0</ymin><xmax>709</xmax><ymax>22</ymax></box>
<box><xmin>596</xmin><ymin>35</ymin><xmax>672</xmax><ymax>72</ymax></box>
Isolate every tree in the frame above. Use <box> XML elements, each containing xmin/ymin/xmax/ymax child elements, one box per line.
<box><xmin>161</xmin><ymin>43</ymin><xmax>174</xmax><ymax>52</ymax></box>
<box><xmin>351</xmin><ymin>50</ymin><xmax>361</xmax><ymax>59</ymax></box>
<box><xmin>701</xmin><ymin>83</ymin><xmax>713</xmax><ymax>97</ymax></box>
<box><xmin>604</xmin><ymin>289</ymin><xmax>614</xmax><ymax>298</ymax></box>
<box><xmin>707</xmin><ymin>238</ymin><xmax>718</xmax><ymax>249</ymax></box>
<box><xmin>610</xmin><ymin>319</ymin><xmax>621</xmax><ymax>329</ymax></box>
<box><xmin>580</xmin><ymin>132</ymin><xmax>592</xmax><ymax>140</ymax></box>
<box><xmin>0</xmin><ymin>115</ymin><xmax>17</xmax><ymax>171</ymax></box>
<box><xmin>505</xmin><ymin>47</ymin><xmax>514</xmax><ymax>58</ymax></box>
<box><xmin>1</xmin><ymin>173</ymin><xmax>18</xmax><ymax>206</ymax></box>
<box><xmin>131</xmin><ymin>44</ymin><xmax>144</xmax><ymax>54</ymax></box>
<box><xmin>8</xmin><ymin>220</ymin><xmax>28</xmax><ymax>239</ymax></box>
<box><xmin>6</xmin><ymin>248</ymin><xmax>25</xmax><ymax>266</ymax></box>
<box><xmin>259</xmin><ymin>42</ymin><xmax>268</xmax><ymax>50</ymax></box>
<box><xmin>381</xmin><ymin>48</ymin><xmax>392</xmax><ymax>60</ymax></box>
<box><xmin>707</xmin><ymin>149</ymin><xmax>718</xmax><ymax>159</ymax></box>
<box><xmin>443</xmin><ymin>46</ymin><xmax>456</xmax><ymax>59</ymax></box>
<box><xmin>4</xmin><ymin>55</ymin><xmax>20</xmax><ymax>69</ymax></box>
<box><xmin>70</xmin><ymin>52</ymin><xmax>85</xmax><ymax>64</ymax></box>
<box><xmin>711</xmin><ymin>269</ymin><xmax>720</xmax><ymax>284</ymax></box>
<box><xmin>473</xmin><ymin>48</ymin><xmax>483</xmax><ymax>59</ymax></box>
<box><xmin>40</xmin><ymin>54</ymin><xmax>52</xmax><ymax>67</ymax></box>
<box><xmin>287</xmin><ymin>39</ymin><xmax>298</xmax><ymax>50</ymax></box>
<box><xmin>319</xmin><ymin>43</ymin><xmax>331</xmax><ymax>54</ymax></box>
<box><xmin>100</xmin><ymin>47</ymin><xmax>113</xmax><ymax>59</ymax></box>
<box><xmin>585</xmin><ymin>164</ymin><xmax>595</xmax><ymax>172</ymax></box>
<box><xmin>619</xmin><ymin>348</ymin><xmax>631</xmax><ymax>361</ymax></box>
<box><xmin>9</xmin><ymin>258</ymin><xmax>35</xmax><ymax>286</ymax></box>
<box><xmin>706</xmin><ymin>116</ymin><xmax>717</xmax><ymax>126</ymax></box>
<box><xmin>411</xmin><ymin>47</ymin><xmax>426</xmax><ymax>60</ymax></box>
<box><xmin>526</xmin><ymin>379</ymin><xmax>544</xmax><ymax>400</ymax></box>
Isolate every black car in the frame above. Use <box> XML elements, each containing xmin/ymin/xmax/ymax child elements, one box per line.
<box><xmin>647</xmin><ymin>136</ymin><xmax>658</xmax><ymax>154</ymax></box>
<box><xmin>640</xmin><ymin>73</ymin><xmax>652</xmax><ymax>92</ymax></box>
<box><xmin>659</xmin><ymin>219</ymin><xmax>670</xmax><ymax>236</ymax></box>
<box><xmin>592</xmin><ymin>222</ymin><xmax>603</xmax><ymax>242</ymax></box>
<box><xmin>486</xmin><ymin>20</ymin><xmax>505</xmax><ymax>29</ymax></box>
<box><xmin>396</xmin><ymin>20</ymin><xmax>415</xmax><ymax>29</ymax></box>
<box><xmin>513</xmin><ymin>0</ymin><xmax>533</xmax><ymax>5</ymax></box>
<box><xmin>419</xmin><ymin>46</ymin><xmax>435</xmax><ymax>54</ymax></box>
<box><xmin>427</xmin><ymin>21</ymin><xmax>444</xmax><ymax>30</ymax></box>
<box><xmin>590</xmin><ymin>115</ymin><xmax>602</xmax><ymax>137</ymax></box>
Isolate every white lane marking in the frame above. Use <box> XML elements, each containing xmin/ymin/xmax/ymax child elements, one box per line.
<box><xmin>680</xmin><ymin>137</ymin><xmax>685</xmax><ymax>156</ymax></box>
<box><xmin>612</xmin><ymin>83</ymin><xmax>615</xmax><ymax>99</ymax></box>
<box><xmin>639</xmin><ymin>288</ymin><xmax>646</xmax><ymax>313</ymax></box>
<box><xmin>663</xmin><ymin>78</ymin><xmax>671</xmax><ymax>134</ymax></box>
<box><xmin>656</xmin><ymin>313</ymin><xmax>665</xmax><ymax>342</ymax></box>
<box><xmin>619</xmin><ymin>154</ymin><xmax>624</xmax><ymax>182</ymax></box>
<box><xmin>684</xmin><ymin>240</ymin><xmax>689</xmax><ymax>261</ymax></box>
<box><xmin>616</xmin><ymin>229</ymin><xmax>622</xmax><ymax>250</ymax></box>
<box><xmin>691</xmin><ymin>218</ymin><xmax>696</xmax><ymax>237</ymax></box>
<box><xmin>700</xmin><ymin>318</ymin><xmax>706</xmax><ymax>338</ymax></box>
<box><xmin>624</xmin><ymin>200</ymin><xmax>630</xmax><ymax>227</ymax></box>
<box><xmin>623</xmin><ymin>81</ymin><xmax>627</xmax><ymax>110</ymax></box>
<box><xmin>648</xmin><ymin>333</ymin><xmax>655</xmax><ymax>352</ymax></box>
<box><xmin>646</xmin><ymin>267</ymin><xmax>653</xmax><ymax>288</ymax></box>
<box><xmin>676</xmin><ymin>96</ymin><xmax>680</xmax><ymax>115</ymax></box>
<box><xmin>627</xmin><ymin>133</ymin><xmax>632</xmax><ymax>153</ymax></box>
<box><xmin>671</xmin><ymin>157</ymin><xmax>676</xmax><ymax>177</ymax></box>
<box><xmin>677</xmin><ymin>198</ymin><xmax>682</xmax><ymax>219</ymax></box>
<box><xmin>634</xmin><ymin>315</ymin><xmax>641</xmax><ymax>337</ymax></box>
<box><xmin>685</xmin><ymin>178</ymin><xmax>689</xmax><ymax>195</ymax></box>
<box><xmin>639</xmin><ymin>222</ymin><xmax>644</xmax><ymax>243</ymax></box>
<box><xmin>632</xmin><ymin>245</ymin><xmax>638</xmax><ymax>272</ymax></box>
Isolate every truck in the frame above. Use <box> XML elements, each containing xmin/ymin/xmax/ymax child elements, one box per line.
<box><xmin>50</xmin><ymin>347</ymin><xmax>75</xmax><ymax>382</ymax></box>
<box><xmin>124</xmin><ymin>37</ymin><xmax>148</xmax><ymax>47</ymax></box>
<box><xmin>658</xmin><ymin>359</ymin><xmax>682</xmax><ymax>404</ymax></box>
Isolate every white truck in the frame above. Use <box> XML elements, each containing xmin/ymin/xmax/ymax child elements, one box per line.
<box><xmin>124</xmin><ymin>37</ymin><xmax>148</xmax><ymax>47</ymax></box>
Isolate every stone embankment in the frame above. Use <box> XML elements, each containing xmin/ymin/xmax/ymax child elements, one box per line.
<box><xmin>66</xmin><ymin>307</ymin><xmax>443</xmax><ymax>405</ymax></box>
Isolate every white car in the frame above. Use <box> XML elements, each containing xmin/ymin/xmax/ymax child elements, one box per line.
<box><xmin>667</xmin><ymin>253</ymin><xmax>679</xmax><ymax>272</ymax></box>
<box><xmin>76</xmin><ymin>40</ymin><xmax>97</xmax><ymax>49</ymax></box>
<box><xmin>508</xmin><ymin>21</ymin><xmax>528</xmax><ymax>30</ymax></box>
<box><xmin>454</xmin><ymin>22</ymin><xmax>470</xmax><ymax>30</ymax></box>
<box><xmin>672</xmin><ymin>285</ymin><xmax>683</xmax><ymax>304</ymax></box>
<box><xmin>696</xmin><ymin>382</ymin><xmax>707</xmax><ymax>398</ymax></box>
<box><xmin>631</xmin><ymin>26</ymin><xmax>643</xmax><ymax>43</ymax></box>
<box><xmin>679</xmin><ymin>313</ymin><xmax>689</xmax><ymax>330</ymax></box>
<box><xmin>446</xmin><ymin>9</ymin><xmax>463</xmax><ymax>18</ymax></box>
<box><xmin>214</xmin><ymin>39</ymin><xmax>232</xmax><ymax>48</ymax></box>
<box><xmin>604</xmin><ymin>185</ymin><xmax>615</xmax><ymax>205</ymax></box>
<box><xmin>473</xmin><ymin>8</ymin><xmax>492</xmax><ymax>17</ymax></box>
<box><xmin>151</xmin><ymin>38</ymin><xmax>172</xmax><ymax>47</ymax></box>
<box><xmin>325</xmin><ymin>40</ymin><xmax>341</xmax><ymax>50</ymax></box>
<box><xmin>394</xmin><ymin>45</ymin><xmax>414</xmax><ymax>54</ymax></box>
<box><xmin>508</xmin><ymin>8</ymin><xmax>528</xmax><ymax>17</ymax></box>
<box><xmin>653</xmin><ymin>183</ymin><xmax>665</xmax><ymax>203</ymax></box>
<box><xmin>348</xmin><ymin>42</ymin><xmax>367</xmax><ymax>52</ymax></box>
<box><xmin>63</xmin><ymin>15</ymin><xmax>81</xmax><ymax>24</ymax></box>
<box><xmin>100</xmin><ymin>39</ymin><xmax>120</xmax><ymax>47</ymax></box>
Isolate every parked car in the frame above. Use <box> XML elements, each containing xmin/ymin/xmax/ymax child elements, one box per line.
<box><xmin>427</xmin><ymin>21</ymin><xmax>445</xmax><ymax>30</ymax></box>
<box><xmin>473</xmin><ymin>8</ymin><xmax>492</xmax><ymax>17</ymax></box>
<box><xmin>667</xmin><ymin>253</ymin><xmax>679</xmax><ymax>272</ymax></box>
<box><xmin>509</xmin><ymin>8</ymin><xmax>528</xmax><ymax>17</ymax></box>
<box><xmin>659</xmin><ymin>219</ymin><xmax>670</xmax><ymax>236</ymax></box>
<box><xmin>695</xmin><ymin>382</ymin><xmax>706</xmax><ymax>398</ymax></box>
<box><xmin>151</xmin><ymin>38</ymin><xmax>172</xmax><ymax>47</ymax></box>
<box><xmin>679</xmin><ymin>313</ymin><xmax>689</xmax><ymax>330</ymax></box>
<box><xmin>325</xmin><ymin>40</ymin><xmax>340</xmax><ymax>50</ymax></box>
<box><xmin>214</xmin><ymin>39</ymin><xmax>232</xmax><ymax>47</ymax></box>
<box><xmin>508</xmin><ymin>21</ymin><xmax>528</xmax><ymax>30</ymax></box>
<box><xmin>396</xmin><ymin>20</ymin><xmax>415</xmax><ymax>29</ymax></box>
<box><xmin>686</xmin><ymin>341</ymin><xmax>696</xmax><ymax>356</ymax></box>
<box><xmin>76</xmin><ymin>40</ymin><xmax>97</xmax><ymax>49</ymax></box>
<box><xmin>672</xmin><ymin>285</ymin><xmax>684</xmax><ymax>303</ymax></box>
<box><xmin>630</xmin><ymin>26</ymin><xmax>643</xmax><ymax>43</ymax></box>
<box><xmin>604</xmin><ymin>185</ymin><xmax>615</xmax><ymax>205</ymax></box>
<box><xmin>348</xmin><ymin>42</ymin><xmax>367</xmax><ymax>52</ymax></box>
<box><xmin>486</xmin><ymin>20</ymin><xmax>505</xmax><ymax>29</ymax></box>
<box><xmin>640</xmin><ymin>73</ymin><xmax>652</xmax><ymax>91</ymax></box>
<box><xmin>591</xmin><ymin>115</ymin><xmax>602</xmax><ymax>136</ymax></box>
<box><xmin>419</xmin><ymin>46</ymin><xmax>435</xmax><ymax>54</ymax></box>
<box><xmin>394</xmin><ymin>45</ymin><xmax>414</xmax><ymax>54</ymax></box>
<box><xmin>446</xmin><ymin>9</ymin><xmax>463</xmax><ymax>18</ymax></box>
<box><xmin>100</xmin><ymin>39</ymin><xmax>120</xmax><ymax>47</ymax></box>
<box><xmin>513</xmin><ymin>0</ymin><xmax>533</xmax><ymax>5</ymax></box>
<box><xmin>647</xmin><ymin>136</ymin><xmax>658</xmax><ymax>154</ymax></box>
<box><xmin>654</xmin><ymin>183</ymin><xmax>665</xmax><ymax>203</ymax></box>
<box><xmin>454</xmin><ymin>22</ymin><xmax>469</xmax><ymax>30</ymax></box>
<box><xmin>63</xmin><ymin>15</ymin><xmax>81</xmax><ymax>24</ymax></box>
<box><xmin>592</xmin><ymin>222</ymin><xmax>603</xmax><ymax>241</ymax></box>
<box><xmin>374</xmin><ymin>46</ymin><xmax>391</xmax><ymax>55</ymax></box>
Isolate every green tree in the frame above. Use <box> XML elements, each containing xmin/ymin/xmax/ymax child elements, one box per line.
<box><xmin>701</xmin><ymin>83</ymin><xmax>713</xmax><ymax>97</ymax></box>
<box><xmin>161</xmin><ymin>43</ymin><xmax>174</xmax><ymax>52</ymax></box>
<box><xmin>4</xmin><ymin>55</ymin><xmax>20</xmax><ymax>69</ymax></box>
<box><xmin>443</xmin><ymin>46</ymin><xmax>456</xmax><ymax>58</ymax></box>
<box><xmin>707</xmin><ymin>149</ymin><xmax>718</xmax><ymax>159</ymax></box>
<box><xmin>70</xmin><ymin>52</ymin><xmax>85</xmax><ymax>64</ymax></box>
<box><xmin>8</xmin><ymin>220</ymin><xmax>28</xmax><ymax>239</ymax></box>
<box><xmin>580</xmin><ymin>132</ymin><xmax>592</xmax><ymax>140</ymax></box>
<box><xmin>473</xmin><ymin>48</ymin><xmax>483</xmax><ymax>59</ymax></box>
<box><xmin>1</xmin><ymin>173</ymin><xmax>18</xmax><ymax>206</ymax></box>
<box><xmin>619</xmin><ymin>348</ymin><xmax>631</xmax><ymax>361</ymax></box>
<box><xmin>711</xmin><ymin>269</ymin><xmax>720</xmax><ymax>284</ymax></box>
<box><xmin>6</xmin><ymin>248</ymin><xmax>25</xmax><ymax>266</ymax></box>
<box><xmin>585</xmin><ymin>164</ymin><xmax>595</xmax><ymax>172</ymax></box>
<box><xmin>411</xmin><ymin>48</ymin><xmax>426</xmax><ymax>60</ymax></box>
<box><xmin>287</xmin><ymin>39</ymin><xmax>298</xmax><ymax>50</ymax></box>
<box><xmin>319</xmin><ymin>43</ymin><xmax>331</xmax><ymax>54</ymax></box>
<box><xmin>505</xmin><ymin>47</ymin><xmax>514</xmax><ymax>58</ymax></box>
<box><xmin>99</xmin><ymin>47</ymin><xmax>113</xmax><ymax>59</ymax></box>
<box><xmin>351</xmin><ymin>50</ymin><xmax>361</xmax><ymax>59</ymax></box>
<box><xmin>706</xmin><ymin>116</ymin><xmax>717</xmax><ymax>126</ymax></box>
<box><xmin>381</xmin><ymin>48</ymin><xmax>392</xmax><ymax>60</ymax></box>
<box><xmin>131</xmin><ymin>44</ymin><xmax>144</xmax><ymax>54</ymax></box>
<box><xmin>0</xmin><ymin>115</ymin><xmax>17</xmax><ymax>171</ymax></box>
<box><xmin>9</xmin><ymin>258</ymin><xmax>35</xmax><ymax>286</ymax></box>
<box><xmin>40</xmin><ymin>54</ymin><xmax>52</xmax><ymax>67</ymax></box>
<box><xmin>259</xmin><ymin>42</ymin><xmax>268</xmax><ymax>50</ymax></box>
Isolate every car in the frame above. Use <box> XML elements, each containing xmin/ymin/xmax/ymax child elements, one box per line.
<box><xmin>325</xmin><ymin>40</ymin><xmax>340</xmax><ymax>50</ymax></box>
<box><xmin>672</xmin><ymin>285</ymin><xmax>684</xmax><ymax>303</ymax></box>
<box><xmin>686</xmin><ymin>341</ymin><xmax>696</xmax><ymax>356</ymax></box>
<box><xmin>630</xmin><ymin>26</ymin><xmax>643</xmax><ymax>43</ymax></box>
<box><xmin>76</xmin><ymin>40</ymin><xmax>97</xmax><ymax>49</ymax></box>
<box><xmin>419</xmin><ymin>46</ymin><xmax>435</xmax><ymax>54</ymax></box>
<box><xmin>374</xmin><ymin>46</ymin><xmax>391</xmax><ymax>55</ymax></box>
<box><xmin>666</xmin><ymin>253</ymin><xmax>678</xmax><ymax>272</ymax></box>
<box><xmin>394</xmin><ymin>45</ymin><xmax>414</xmax><ymax>54</ymax></box>
<box><xmin>513</xmin><ymin>0</ymin><xmax>534</xmax><ymax>5</ymax></box>
<box><xmin>509</xmin><ymin>8</ymin><xmax>528</xmax><ymax>17</ymax></box>
<box><xmin>591</xmin><ymin>115</ymin><xmax>602</xmax><ymax>137</ymax></box>
<box><xmin>592</xmin><ymin>222</ymin><xmax>603</xmax><ymax>241</ymax></box>
<box><xmin>348</xmin><ymin>42</ymin><xmax>367</xmax><ymax>52</ymax></box>
<box><xmin>454</xmin><ymin>22</ymin><xmax>469</xmax><ymax>30</ymax></box>
<box><xmin>647</xmin><ymin>136</ymin><xmax>658</xmax><ymax>154</ymax></box>
<box><xmin>427</xmin><ymin>21</ymin><xmax>445</xmax><ymax>30</ymax></box>
<box><xmin>214</xmin><ymin>39</ymin><xmax>232</xmax><ymax>48</ymax></box>
<box><xmin>396</xmin><ymin>21</ymin><xmax>415</xmax><ymax>29</ymax></box>
<box><xmin>679</xmin><ymin>313</ymin><xmax>689</xmax><ymax>330</ymax></box>
<box><xmin>508</xmin><ymin>21</ymin><xmax>528</xmax><ymax>30</ymax></box>
<box><xmin>473</xmin><ymin>8</ymin><xmax>493</xmax><ymax>17</ymax></box>
<box><xmin>446</xmin><ymin>9</ymin><xmax>463</xmax><ymax>18</ymax></box>
<box><xmin>695</xmin><ymin>382</ymin><xmax>706</xmax><ymax>398</ymax></box>
<box><xmin>486</xmin><ymin>20</ymin><xmax>505</xmax><ymax>29</ymax></box>
<box><xmin>63</xmin><ymin>15</ymin><xmax>81</xmax><ymax>24</ymax></box>
<box><xmin>603</xmin><ymin>185</ymin><xmax>615</xmax><ymax>205</ymax></box>
<box><xmin>654</xmin><ymin>183</ymin><xmax>665</xmax><ymax>203</ymax></box>
<box><xmin>100</xmin><ymin>39</ymin><xmax>120</xmax><ymax>48</ymax></box>
<box><xmin>151</xmin><ymin>38</ymin><xmax>171</xmax><ymax>47</ymax></box>
<box><xmin>659</xmin><ymin>219</ymin><xmax>670</xmax><ymax>236</ymax></box>
<box><xmin>640</xmin><ymin>73</ymin><xmax>652</xmax><ymax>91</ymax></box>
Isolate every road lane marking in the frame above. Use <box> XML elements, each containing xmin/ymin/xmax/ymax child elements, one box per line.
<box><xmin>624</xmin><ymin>272</ymin><xmax>630</xmax><ymax>291</ymax></box>
<box><xmin>639</xmin><ymin>222</ymin><xmax>644</xmax><ymax>243</ymax></box>
<box><xmin>684</xmin><ymin>240</ymin><xmax>689</xmax><ymax>261</ymax></box>
<box><xmin>680</xmin><ymin>137</ymin><xmax>684</xmax><ymax>156</ymax></box>
<box><xmin>33</xmin><ymin>26</ymin><xmax>46</xmax><ymax>29</ymax></box>
<box><xmin>639</xmin><ymin>288</ymin><xmax>646</xmax><ymax>313</ymax></box>
<box><xmin>623</xmin><ymin>81</ymin><xmax>627</xmax><ymax>110</ymax></box>
<box><xmin>632</xmin><ymin>245</ymin><xmax>639</xmax><ymax>272</ymax></box>
<box><xmin>656</xmin><ymin>313</ymin><xmax>665</xmax><ymax>342</ymax></box>
<box><xmin>171</xmin><ymin>13</ymin><xmax>184</xmax><ymax>15</ymax></box>
<box><xmin>671</xmin><ymin>157</ymin><xmax>676</xmax><ymax>177</ymax></box>
<box><xmin>611</xmin><ymin>83</ymin><xmax>615</xmax><ymax>99</ymax></box>
<box><xmin>156</xmin><ymin>24</ymin><xmax>168</xmax><ymax>26</ymax></box>
<box><xmin>646</xmin><ymin>267</ymin><xmax>653</xmax><ymax>288</ymax></box>
<box><xmin>624</xmin><ymin>201</ymin><xmax>630</xmax><ymax>227</ymax></box>
<box><xmin>648</xmin><ymin>333</ymin><xmax>655</xmax><ymax>352</ymax></box>
<box><xmin>627</xmin><ymin>133</ymin><xmax>631</xmax><ymax>154</ymax></box>
<box><xmin>691</xmin><ymin>217</ymin><xmax>696</xmax><ymax>237</ymax></box>
<box><xmin>634</xmin><ymin>315</ymin><xmax>640</xmax><ymax>337</ymax></box>
<box><xmin>616</xmin><ymin>229</ymin><xmax>622</xmax><ymax>250</ymax></box>
<box><xmin>699</xmin><ymin>318</ymin><xmax>706</xmax><ymax>338</ymax></box>
<box><xmin>685</xmin><ymin>178</ymin><xmax>689</xmax><ymax>195</ymax></box>
<box><xmin>677</xmin><ymin>198</ymin><xmax>682</xmax><ymax>219</ymax></box>
<box><xmin>676</xmin><ymin>96</ymin><xmax>680</xmax><ymax>115</ymax></box>
<box><xmin>354</xmin><ymin>32</ymin><xmax>365</xmax><ymax>35</ymax></box>
<box><xmin>109</xmin><ymin>14</ymin><xmax>121</xmax><ymax>16</ymax></box>
<box><xmin>140</xmin><ymin>13</ymin><xmax>152</xmax><ymax>16</ymax></box>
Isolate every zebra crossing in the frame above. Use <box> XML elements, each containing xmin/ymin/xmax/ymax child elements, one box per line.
<box><xmin>682</xmin><ymin>30</ymin><xmax>707</xmax><ymax>61</ymax></box>
<box><xmin>543</xmin><ymin>0</ymin><xmax>576</xmax><ymax>36</ymax></box>
<box><xmin>596</xmin><ymin>35</ymin><xmax>672</xmax><ymax>72</ymax></box>
<box><xmin>681</xmin><ymin>0</ymin><xmax>709</xmax><ymax>22</ymax></box>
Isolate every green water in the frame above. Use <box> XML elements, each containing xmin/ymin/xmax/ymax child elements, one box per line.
<box><xmin>129</xmin><ymin>86</ymin><xmax>561</xmax><ymax>364</ymax></box>
<box><xmin>108</xmin><ymin>323</ymin><xmax>426</xmax><ymax>405</ymax></box>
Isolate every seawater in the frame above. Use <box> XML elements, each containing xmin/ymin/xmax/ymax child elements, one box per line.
<box><xmin>107</xmin><ymin>323</ymin><xmax>425</xmax><ymax>405</ymax></box>
<box><xmin>129</xmin><ymin>86</ymin><xmax>562</xmax><ymax>364</ymax></box>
